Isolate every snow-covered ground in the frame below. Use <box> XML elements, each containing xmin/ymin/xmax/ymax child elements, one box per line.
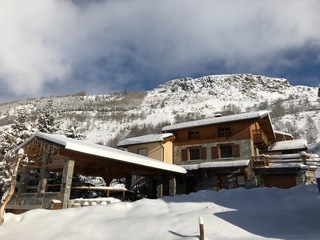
<box><xmin>1</xmin><ymin>184</ymin><xmax>320</xmax><ymax>240</ymax></box>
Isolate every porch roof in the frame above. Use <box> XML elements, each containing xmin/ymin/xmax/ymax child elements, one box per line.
<box><xmin>22</xmin><ymin>133</ymin><xmax>186</xmax><ymax>176</ymax></box>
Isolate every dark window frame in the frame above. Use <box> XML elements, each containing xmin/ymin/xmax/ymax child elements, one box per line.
<box><xmin>218</xmin><ymin>127</ymin><xmax>232</xmax><ymax>137</ymax></box>
<box><xmin>211</xmin><ymin>144</ymin><xmax>240</xmax><ymax>159</ymax></box>
<box><xmin>188</xmin><ymin>131</ymin><xmax>200</xmax><ymax>140</ymax></box>
<box><xmin>182</xmin><ymin>146</ymin><xmax>207</xmax><ymax>161</ymax></box>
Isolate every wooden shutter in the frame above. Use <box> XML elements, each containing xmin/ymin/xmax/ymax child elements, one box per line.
<box><xmin>233</xmin><ymin>144</ymin><xmax>240</xmax><ymax>158</ymax></box>
<box><xmin>201</xmin><ymin>147</ymin><xmax>207</xmax><ymax>160</ymax></box>
<box><xmin>181</xmin><ymin>149</ymin><xmax>188</xmax><ymax>161</ymax></box>
<box><xmin>211</xmin><ymin>146</ymin><xmax>219</xmax><ymax>159</ymax></box>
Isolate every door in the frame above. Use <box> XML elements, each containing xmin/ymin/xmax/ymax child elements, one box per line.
<box><xmin>264</xmin><ymin>175</ymin><xmax>296</xmax><ymax>189</ymax></box>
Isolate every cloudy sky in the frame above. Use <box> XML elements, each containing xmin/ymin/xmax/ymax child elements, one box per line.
<box><xmin>0</xmin><ymin>0</ymin><xmax>319</xmax><ymax>103</ymax></box>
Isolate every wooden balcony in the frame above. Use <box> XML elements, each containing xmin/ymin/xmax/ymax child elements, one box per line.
<box><xmin>252</xmin><ymin>153</ymin><xmax>309</xmax><ymax>168</ymax></box>
<box><xmin>253</xmin><ymin>130</ymin><xmax>269</xmax><ymax>148</ymax></box>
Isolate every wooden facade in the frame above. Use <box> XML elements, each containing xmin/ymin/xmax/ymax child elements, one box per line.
<box><xmin>119</xmin><ymin>111</ymin><xmax>315</xmax><ymax>194</ymax></box>
<box><xmin>161</xmin><ymin>111</ymin><xmax>314</xmax><ymax>193</ymax></box>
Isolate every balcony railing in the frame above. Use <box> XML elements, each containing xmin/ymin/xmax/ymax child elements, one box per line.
<box><xmin>252</xmin><ymin>153</ymin><xmax>309</xmax><ymax>168</ymax></box>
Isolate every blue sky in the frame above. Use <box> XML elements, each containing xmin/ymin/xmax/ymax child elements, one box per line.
<box><xmin>0</xmin><ymin>0</ymin><xmax>320</xmax><ymax>103</ymax></box>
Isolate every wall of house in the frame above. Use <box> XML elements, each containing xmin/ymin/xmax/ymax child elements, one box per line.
<box><xmin>175</xmin><ymin>167</ymin><xmax>256</xmax><ymax>194</ymax></box>
<box><xmin>127</xmin><ymin>141</ymin><xmax>173</xmax><ymax>163</ymax></box>
<box><xmin>173</xmin><ymin>139</ymin><xmax>255</xmax><ymax>165</ymax></box>
<box><xmin>173</xmin><ymin>121</ymin><xmax>252</xmax><ymax>145</ymax></box>
<box><xmin>162</xmin><ymin>140</ymin><xmax>173</xmax><ymax>164</ymax></box>
<box><xmin>128</xmin><ymin>142</ymin><xmax>163</xmax><ymax>160</ymax></box>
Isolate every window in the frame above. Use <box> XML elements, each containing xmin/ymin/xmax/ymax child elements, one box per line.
<box><xmin>182</xmin><ymin>147</ymin><xmax>207</xmax><ymax>161</ymax></box>
<box><xmin>137</xmin><ymin>148</ymin><xmax>148</xmax><ymax>156</ymax></box>
<box><xmin>220</xmin><ymin>145</ymin><xmax>233</xmax><ymax>158</ymax></box>
<box><xmin>212</xmin><ymin>144</ymin><xmax>240</xmax><ymax>159</ymax></box>
<box><xmin>188</xmin><ymin>131</ymin><xmax>199</xmax><ymax>140</ymax></box>
<box><xmin>189</xmin><ymin>148</ymin><xmax>201</xmax><ymax>160</ymax></box>
<box><xmin>218</xmin><ymin>127</ymin><xmax>231</xmax><ymax>137</ymax></box>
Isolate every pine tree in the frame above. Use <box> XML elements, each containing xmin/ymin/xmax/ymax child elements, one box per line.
<box><xmin>65</xmin><ymin>125</ymin><xmax>85</xmax><ymax>140</ymax></box>
<box><xmin>37</xmin><ymin>99</ymin><xmax>61</xmax><ymax>134</ymax></box>
<box><xmin>0</xmin><ymin>105</ymin><xmax>37</xmax><ymax>158</ymax></box>
<box><xmin>305</xmin><ymin>115</ymin><xmax>318</xmax><ymax>143</ymax></box>
<box><xmin>0</xmin><ymin>105</ymin><xmax>36</xmax><ymax>225</ymax></box>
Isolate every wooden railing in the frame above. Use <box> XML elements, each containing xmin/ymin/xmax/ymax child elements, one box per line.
<box><xmin>252</xmin><ymin>153</ymin><xmax>309</xmax><ymax>168</ymax></box>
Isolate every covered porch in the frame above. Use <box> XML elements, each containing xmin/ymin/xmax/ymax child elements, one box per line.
<box><xmin>7</xmin><ymin>133</ymin><xmax>186</xmax><ymax>212</ymax></box>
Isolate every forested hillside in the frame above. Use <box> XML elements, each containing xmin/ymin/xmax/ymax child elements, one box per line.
<box><xmin>0</xmin><ymin>74</ymin><xmax>319</xmax><ymax>154</ymax></box>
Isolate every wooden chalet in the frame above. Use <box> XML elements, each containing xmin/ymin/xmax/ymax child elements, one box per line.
<box><xmin>6</xmin><ymin>133</ymin><xmax>186</xmax><ymax>213</ymax></box>
<box><xmin>159</xmin><ymin>110</ymin><xmax>316</xmax><ymax>193</ymax></box>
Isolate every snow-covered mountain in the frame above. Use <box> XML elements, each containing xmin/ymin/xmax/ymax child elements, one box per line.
<box><xmin>0</xmin><ymin>74</ymin><xmax>319</xmax><ymax>151</ymax></box>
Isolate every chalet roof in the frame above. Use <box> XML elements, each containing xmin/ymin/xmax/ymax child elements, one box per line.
<box><xmin>268</xmin><ymin>139</ymin><xmax>308</xmax><ymax>152</ymax></box>
<box><xmin>28</xmin><ymin>133</ymin><xmax>186</xmax><ymax>175</ymax></box>
<box><xmin>117</xmin><ymin>133</ymin><xmax>174</xmax><ymax>147</ymax></box>
<box><xmin>162</xmin><ymin>110</ymin><xmax>271</xmax><ymax>132</ymax></box>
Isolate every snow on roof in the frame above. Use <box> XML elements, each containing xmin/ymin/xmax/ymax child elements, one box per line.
<box><xmin>267</xmin><ymin>163</ymin><xmax>309</xmax><ymax>170</ymax></box>
<box><xmin>162</xmin><ymin>110</ymin><xmax>270</xmax><ymax>131</ymax></box>
<box><xmin>268</xmin><ymin>139</ymin><xmax>308</xmax><ymax>151</ymax></box>
<box><xmin>274</xmin><ymin>130</ymin><xmax>293</xmax><ymax>138</ymax></box>
<box><xmin>181</xmin><ymin>160</ymin><xmax>250</xmax><ymax>171</ymax></box>
<box><xmin>117</xmin><ymin>133</ymin><xmax>173</xmax><ymax>147</ymax></box>
<box><xmin>35</xmin><ymin>133</ymin><xmax>186</xmax><ymax>174</ymax></box>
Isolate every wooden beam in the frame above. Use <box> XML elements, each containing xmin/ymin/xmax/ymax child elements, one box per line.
<box><xmin>60</xmin><ymin>159</ymin><xmax>75</xmax><ymax>209</ymax></box>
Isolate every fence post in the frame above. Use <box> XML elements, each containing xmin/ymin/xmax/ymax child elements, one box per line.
<box><xmin>198</xmin><ymin>217</ymin><xmax>204</xmax><ymax>240</ymax></box>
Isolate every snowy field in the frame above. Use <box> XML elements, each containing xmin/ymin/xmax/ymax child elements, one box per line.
<box><xmin>1</xmin><ymin>184</ymin><xmax>320</xmax><ymax>240</ymax></box>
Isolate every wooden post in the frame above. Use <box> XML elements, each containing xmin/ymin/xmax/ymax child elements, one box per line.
<box><xmin>300</xmin><ymin>151</ymin><xmax>308</xmax><ymax>165</ymax></box>
<box><xmin>198</xmin><ymin>217</ymin><xmax>204</xmax><ymax>240</ymax></box>
<box><xmin>60</xmin><ymin>159</ymin><xmax>75</xmax><ymax>209</ymax></box>
<box><xmin>169</xmin><ymin>177</ymin><xmax>176</xmax><ymax>197</ymax></box>
<box><xmin>37</xmin><ymin>146</ymin><xmax>51</xmax><ymax>194</ymax></box>
<box><xmin>156</xmin><ymin>178</ymin><xmax>163</xmax><ymax>198</ymax></box>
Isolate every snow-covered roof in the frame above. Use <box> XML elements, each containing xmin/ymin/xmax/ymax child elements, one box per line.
<box><xmin>266</xmin><ymin>163</ymin><xmax>309</xmax><ymax>170</ymax></box>
<box><xmin>181</xmin><ymin>160</ymin><xmax>250</xmax><ymax>171</ymax></box>
<box><xmin>117</xmin><ymin>133</ymin><xmax>174</xmax><ymax>147</ymax></box>
<box><xmin>268</xmin><ymin>139</ymin><xmax>308</xmax><ymax>152</ymax></box>
<box><xmin>162</xmin><ymin>111</ymin><xmax>270</xmax><ymax>131</ymax></box>
<box><xmin>35</xmin><ymin>133</ymin><xmax>186</xmax><ymax>174</ymax></box>
<box><xmin>274</xmin><ymin>130</ymin><xmax>293</xmax><ymax>138</ymax></box>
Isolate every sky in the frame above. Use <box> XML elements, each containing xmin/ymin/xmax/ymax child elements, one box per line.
<box><xmin>0</xmin><ymin>0</ymin><xmax>320</xmax><ymax>103</ymax></box>
<box><xmin>1</xmin><ymin>184</ymin><xmax>320</xmax><ymax>239</ymax></box>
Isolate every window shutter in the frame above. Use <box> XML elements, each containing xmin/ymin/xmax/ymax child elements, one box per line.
<box><xmin>201</xmin><ymin>147</ymin><xmax>207</xmax><ymax>160</ymax></box>
<box><xmin>212</xmin><ymin>146</ymin><xmax>219</xmax><ymax>159</ymax></box>
<box><xmin>181</xmin><ymin>149</ymin><xmax>188</xmax><ymax>161</ymax></box>
<box><xmin>233</xmin><ymin>144</ymin><xmax>240</xmax><ymax>158</ymax></box>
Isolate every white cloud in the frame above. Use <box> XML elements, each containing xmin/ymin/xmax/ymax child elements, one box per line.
<box><xmin>0</xmin><ymin>0</ymin><xmax>319</xmax><ymax>100</ymax></box>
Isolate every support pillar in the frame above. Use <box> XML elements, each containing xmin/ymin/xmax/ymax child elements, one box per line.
<box><xmin>37</xmin><ymin>146</ymin><xmax>51</xmax><ymax>194</ymax></box>
<box><xmin>17</xmin><ymin>166</ymin><xmax>29</xmax><ymax>194</ymax></box>
<box><xmin>126</xmin><ymin>175</ymin><xmax>132</xmax><ymax>190</ymax></box>
<box><xmin>169</xmin><ymin>177</ymin><xmax>176</xmax><ymax>197</ymax></box>
<box><xmin>156</xmin><ymin>178</ymin><xmax>163</xmax><ymax>199</ymax></box>
<box><xmin>60</xmin><ymin>159</ymin><xmax>75</xmax><ymax>208</ymax></box>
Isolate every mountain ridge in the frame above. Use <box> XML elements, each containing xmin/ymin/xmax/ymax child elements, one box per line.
<box><xmin>0</xmin><ymin>73</ymin><xmax>319</xmax><ymax>150</ymax></box>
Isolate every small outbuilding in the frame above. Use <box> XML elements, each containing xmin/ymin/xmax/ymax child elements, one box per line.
<box><xmin>7</xmin><ymin>133</ymin><xmax>186</xmax><ymax>212</ymax></box>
